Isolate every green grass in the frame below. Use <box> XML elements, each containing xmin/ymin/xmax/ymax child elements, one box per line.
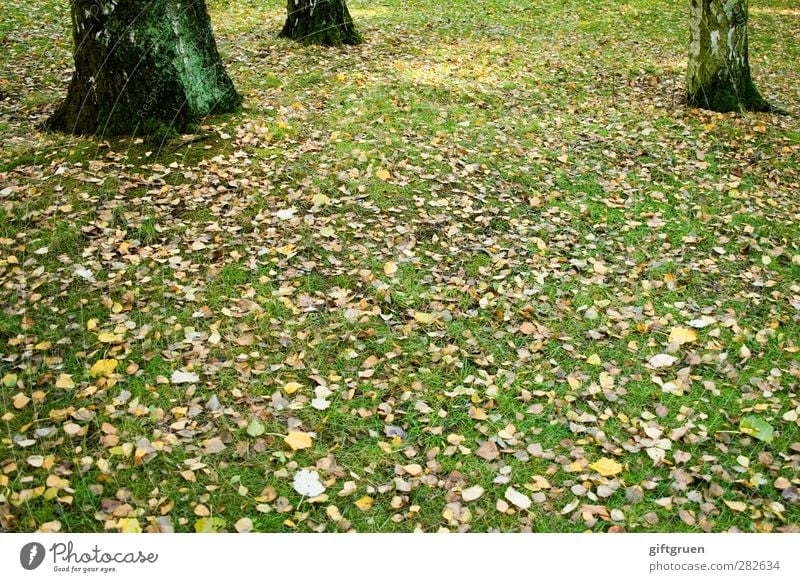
<box><xmin>1</xmin><ymin>0</ymin><xmax>799</xmax><ymax>534</ymax></box>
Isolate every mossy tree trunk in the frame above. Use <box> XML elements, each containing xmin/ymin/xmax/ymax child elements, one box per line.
<box><xmin>687</xmin><ymin>0</ymin><xmax>769</xmax><ymax>112</ymax></box>
<box><xmin>46</xmin><ymin>0</ymin><xmax>241</xmax><ymax>136</ymax></box>
<box><xmin>280</xmin><ymin>0</ymin><xmax>361</xmax><ymax>46</ymax></box>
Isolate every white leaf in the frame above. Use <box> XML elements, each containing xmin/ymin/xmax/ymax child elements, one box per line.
<box><xmin>276</xmin><ymin>208</ymin><xmax>297</xmax><ymax>220</ymax></box>
<box><xmin>293</xmin><ymin>469</ymin><xmax>325</xmax><ymax>497</ymax></box>
<box><xmin>461</xmin><ymin>485</ymin><xmax>484</xmax><ymax>502</ymax></box>
<box><xmin>648</xmin><ymin>354</ymin><xmax>678</xmax><ymax>369</ymax></box>
<box><xmin>504</xmin><ymin>486</ymin><xmax>531</xmax><ymax>510</ymax></box>
<box><xmin>74</xmin><ymin>266</ymin><xmax>94</xmax><ymax>280</ymax></box>
<box><xmin>171</xmin><ymin>370</ymin><xmax>200</xmax><ymax>384</ymax></box>
<box><xmin>687</xmin><ymin>317</ymin><xmax>714</xmax><ymax>328</ymax></box>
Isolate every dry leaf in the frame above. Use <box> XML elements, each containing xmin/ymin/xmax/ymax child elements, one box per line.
<box><xmin>284</xmin><ymin>431</ymin><xmax>313</xmax><ymax>450</ymax></box>
<box><xmin>590</xmin><ymin>457</ymin><xmax>623</xmax><ymax>477</ymax></box>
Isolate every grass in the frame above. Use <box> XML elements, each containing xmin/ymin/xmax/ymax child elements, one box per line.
<box><xmin>0</xmin><ymin>0</ymin><xmax>799</xmax><ymax>534</ymax></box>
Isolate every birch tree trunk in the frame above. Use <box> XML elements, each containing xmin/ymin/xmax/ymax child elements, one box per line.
<box><xmin>686</xmin><ymin>0</ymin><xmax>769</xmax><ymax>112</ymax></box>
<box><xmin>280</xmin><ymin>0</ymin><xmax>362</xmax><ymax>46</ymax></box>
<box><xmin>46</xmin><ymin>0</ymin><xmax>241</xmax><ymax>136</ymax></box>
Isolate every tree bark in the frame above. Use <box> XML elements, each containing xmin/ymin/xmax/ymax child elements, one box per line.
<box><xmin>46</xmin><ymin>0</ymin><xmax>241</xmax><ymax>136</ymax></box>
<box><xmin>686</xmin><ymin>0</ymin><xmax>769</xmax><ymax>112</ymax></box>
<box><xmin>280</xmin><ymin>0</ymin><xmax>362</xmax><ymax>46</ymax></box>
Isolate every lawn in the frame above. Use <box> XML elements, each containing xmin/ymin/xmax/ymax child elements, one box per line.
<box><xmin>0</xmin><ymin>0</ymin><xmax>799</xmax><ymax>533</ymax></box>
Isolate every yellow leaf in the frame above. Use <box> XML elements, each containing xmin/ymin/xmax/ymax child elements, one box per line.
<box><xmin>282</xmin><ymin>381</ymin><xmax>303</xmax><ymax>395</ymax></box>
<box><xmin>586</xmin><ymin>353</ymin><xmax>602</xmax><ymax>366</ymax></box>
<box><xmin>89</xmin><ymin>359</ymin><xmax>118</xmax><ymax>378</ymax></box>
<box><xmin>668</xmin><ymin>327</ymin><xmax>697</xmax><ymax>345</ymax></box>
<box><xmin>194</xmin><ymin>517</ymin><xmax>225</xmax><ymax>533</ymax></box>
<box><xmin>97</xmin><ymin>332</ymin><xmax>122</xmax><ymax>344</ymax></box>
<box><xmin>414</xmin><ymin>311</ymin><xmax>436</xmax><ymax>325</ymax></box>
<box><xmin>55</xmin><ymin>374</ymin><xmax>75</xmax><ymax>390</ymax></box>
<box><xmin>311</xmin><ymin>193</ymin><xmax>332</xmax><ymax>206</ymax></box>
<box><xmin>118</xmin><ymin>518</ymin><xmax>141</xmax><ymax>533</ymax></box>
<box><xmin>589</xmin><ymin>457</ymin><xmax>623</xmax><ymax>477</ymax></box>
<box><xmin>354</xmin><ymin>496</ymin><xmax>374</xmax><ymax>511</ymax></box>
<box><xmin>284</xmin><ymin>431</ymin><xmax>313</xmax><ymax>451</ymax></box>
<box><xmin>383</xmin><ymin>261</ymin><xmax>398</xmax><ymax>276</ymax></box>
<box><xmin>376</xmin><ymin>169</ymin><xmax>391</xmax><ymax>181</ymax></box>
<box><xmin>86</xmin><ymin>318</ymin><xmax>98</xmax><ymax>331</ymax></box>
<box><xmin>470</xmin><ymin>407</ymin><xmax>487</xmax><ymax>420</ymax></box>
<box><xmin>724</xmin><ymin>499</ymin><xmax>747</xmax><ymax>512</ymax></box>
<box><xmin>2</xmin><ymin>373</ymin><xmax>17</xmax><ymax>388</ymax></box>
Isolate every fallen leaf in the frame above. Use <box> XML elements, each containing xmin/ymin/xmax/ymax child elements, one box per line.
<box><xmin>12</xmin><ymin>392</ymin><xmax>30</xmax><ymax>409</ymax></box>
<box><xmin>739</xmin><ymin>416</ymin><xmax>774</xmax><ymax>443</ymax></box>
<box><xmin>475</xmin><ymin>440</ymin><xmax>499</xmax><ymax>460</ymax></box>
<box><xmin>171</xmin><ymin>370</ymin><xmax>199</xmax><ymax>384</ymax></box>
<box><xmin>723</xmin><ymin>499</ymin><xmax>747</xmax><ymax>512</ymax></box>
<box><xmin>668</xmin><ymin>327</ymin><xmax>697</xmax><ymax>345</ymax></box>
<box><xmin>194</xmin><ymin>517</ymin><xmax>225</xmax><ymax>533</ymax></box>
<box><xmin>204</xmin><ymin>437</ymin><xmax>226</xmax><ymax>454</ymax></box>
<box><xmin>504</xmin><ymin>486</ymin><xmax>531</xmax><ymax>510</ymax></box>
<box><xmin>293</xmin><ymin>469</ymin><xmax>326</xmax><ymax>497</ymax></box>
<box><xmin>284</xmin><ymin>431</ymin><xmax>313</xmax><ymax>450</ymax></box>
<box><xmin>461</xmin><ymin>485</ymin><xmax>485</xmax><ymax>502</ymax></box>
<box><xmin>246</xmin><ymin>418</ymin><xmax>265</xmax><ymax>437</ymax></box>
<box><xmin>354</xmin><ymin>496</ymin><xmax>374</xmax><ymax>511</ymax></box>
<box><xmin>89</xmin><ymin>359</ymin><xmax>117</xmax><ymax>378</ymax></box>
<box><xmin>590</xmin><ymin>457</ymin><xmax>623</xmax><ymax>477</ymax></box>
<box><xmin>648</xmin><ymin>354</ymin><xmax>678</xmax><ymax>368</ymax></box>
<box><xmin>55</xmin><ymin>374</ymin><xmax>75</xmax><ymax>389</ymax></box>
<box><xmin>413</xmin><ymin>311</ymin><xmax>437</xmax><ymax>325</ymax></box>
<box><xmin>383</xmin><ymin>261</ymin><xmax>398</xmax><ymax>276</ymax></box>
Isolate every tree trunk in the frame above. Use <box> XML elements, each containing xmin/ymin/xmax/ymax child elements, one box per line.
<box><xmin>686</xmin><ymin>0</ymin><xmax>769</xmax><ymax>112</ymax></box>
<box><xmin>280</xmin><ymin>0</ymin><xmax>362</xmax><ymax>46</ymax></box>
<box><xmin>46</xmin><ymin>0</ymin><xmax>241</xmax><ymax>136</ymax></box>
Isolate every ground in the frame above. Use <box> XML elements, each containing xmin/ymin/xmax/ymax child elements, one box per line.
<box><xmin>0</xmin><ymin>0</ymin><xmax>799</xmax><ymax>533</ymax></box>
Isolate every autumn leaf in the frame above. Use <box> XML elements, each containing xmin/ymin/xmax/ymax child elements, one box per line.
<box><xmin>383</xmin><ymin>261</ymin><xmax>398</xmax><ymax>276</ymax></box>
<box><xmin>413</xmin><ymin>311</ymin><xmax>437</xmax><ymax>325</ymax></box>
<box><xmin>354</xmin><ymin>496</ymin><xmax>374</xmax><ymax>511</ymax></box>
<box><xmin>668</xmin><ymin>327</ymin><xmax>697</xmax><ymax>345</ymax></box>
<box><xmin>723</xmin><ymin>500</ymin><xmax>747</xmax><ymax>513</ymax></box>
<box><xmin>194</xmin><ymin>517</ymin><xmax>226</xmax><ymax>533</ymax></box>
<box><xmin>284</xmin><ymin>431</ymin><xmax>313</xmax><ymax>450</ymax></box>
<box><xmin>282</xmin><ymin>381</ymin><xmax>302</xmax><ymax>395</ymax></box>
<box><xmin>97</xmin><ymin>332</ymin><xmax>123</xmax><ymax>344</ymax></box>
<box><xmin>647</xmin><ymin>354</ymin><xmax>678</xmax><ymax>369</ymax></box>
<box><xmin>89</xmin><ymin>359</ymin><xmax>117</xmax><ymax>378</ymax></box>
<box><xmin>293</xmin><ymin>469</ymin><xmax>326</xmax><ymax>497</ymax></box>
<box><xmin>505</xmin><ymin>486</ymin><xmax>532</xmax><ymax>510</ymax></box>
<box><xmin>461</xmin><ymin>485</ymin><xmax>484</xmax><ymax>502</ymax></box>
<box><xmin>171</xmin><ymin>370</ymin><xmax>199</xmax><ymax>384</ymax></box>
<box><xmin>590</xmin><ymin>457</ymin><xmax>623</xmax><ymax>477</ymax></box>
<box><xmin>118</xmin><ymin>518</ymin><xmax>141</xmax><ymax>533</ymax></box>
<box><xmin>55</xmin><ymin>374</ymin><xmax>75</xmax><ymax>389</ymax></box>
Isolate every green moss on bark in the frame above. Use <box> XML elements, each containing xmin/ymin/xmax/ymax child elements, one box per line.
<box><xmin>687</xmin><ymin>69</ymin><xmax>769</xmax><ymax>113</ymax></box>
<box><xmin>46</xmin><ymin>0</ymin><xmax>241</xmax><ymax>136</ymax></box>
<box><xmin>686</xmin><ymin>0</ymin><xmax>770</xmax><ymax>113</ymax></box>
